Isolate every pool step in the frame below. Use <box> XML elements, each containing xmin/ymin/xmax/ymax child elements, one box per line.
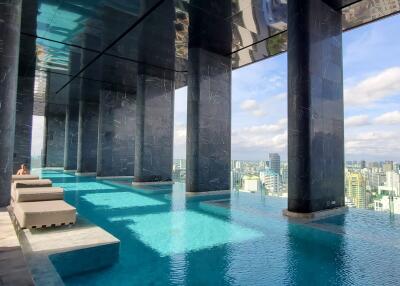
<box><xmin>18</xmin><ymin>216</ymin><xmax>120</xmax><ymax>283</ymax></box>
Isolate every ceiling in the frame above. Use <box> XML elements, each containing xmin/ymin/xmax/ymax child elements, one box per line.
<box><xmin>18</xmin><ymin>0</ymin><xmax>400</xmax><ymax>111</ymax></box>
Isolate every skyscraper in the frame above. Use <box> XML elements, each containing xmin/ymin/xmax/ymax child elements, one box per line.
<box><xmin>346</xmin><ymin>172</ymin><xmax>367</xmax><ymax>208</ymax></box>
<box><xmin>383</xmin><ymin>161</ymin><xmax>394</xmax><ymax>172</ymax></box>
<box><xmin>269</xmin><ymin>153</ymin><xmax>281</xmax><ymax>175</ymax></box>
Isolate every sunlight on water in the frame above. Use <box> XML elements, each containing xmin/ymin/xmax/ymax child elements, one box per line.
<box><xmin>82</xmin><ymin>191</ymin><xmax>166</xmax><ymax>208</ymax></box>
<box><xmin>54</xmin><ymin>182</ymin><xmax>117</xmax><ymax>191</ymax></box>
<box><xmin>109</xmin><ymin>210</ymin><xmax>263</xmax><ymax>256</ymax></box>
<box><xmin>41</xmin><ymin>173</ymin><xmax>74</xmax><ymax>178</ymax></box>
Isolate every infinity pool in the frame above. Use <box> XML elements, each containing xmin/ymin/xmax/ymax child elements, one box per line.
<box><xmin>38</xmin><ymin>169</ymin><xmax>400</xmax><ymax>285</ymax></box>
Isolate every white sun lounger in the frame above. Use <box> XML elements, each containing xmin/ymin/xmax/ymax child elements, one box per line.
<box><xmin>11</xmin><ymin>174</ymin><xmax>40</xmax><ymax>183</ymax></box>
<box><xmin>12</xmin><ymin>187</ymin><xmax>64</xmax><ymax>203</ymax></box>
<box><xmin>14</xmin><ymin>200</ymin><xmax>76</xmax><ymax>229</ymax></box>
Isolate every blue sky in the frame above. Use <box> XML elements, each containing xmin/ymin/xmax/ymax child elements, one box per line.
<box><xmin>174</xmin><ymin>14</ymin><xmax>400</xmax><ymax>161</ymax></box>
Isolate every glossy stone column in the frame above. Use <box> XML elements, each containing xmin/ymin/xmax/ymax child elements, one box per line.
<box><xmin>13</xmin><ymin>76</ymin><xmax>34</xmax><ymax>171</ymax></box>
<box><xmin>64</xmin><ymin>52</ymin><xmax>81</xmax><ymax>171</ymax></box>
<box><xmin>186</xmin><ymin>49</ymin><xmax>231</xmax><ymax>192</ymax></box>
<box><xmin>133</xmin><ymin>0</ymin><xmax>175</xmax><ymax>183</ymax></box>
<box><xmin>76</xmin><ymin>100</ymin><xmax>99</xmax><ymax>175</ymax></box>
<box><xmin>134</xmin><ymin>73</ymin><xmax>174</xmax><ymax>183</ymax></box>
<box><xmin>97</xmin><ymin>89</ymin><xmax>135</xmax><ymax>177</ymax></box>
<box><xmin>0</xmin><ymin>0</ymin><xmax>21</xmax><ymax>206</ymax></box>
<box><xmin>287</xmin><ymin>0</ymin><xmax>345</xmax><ymax>213</ymax></box>
<box><xmin>44</xmin><ymin>104</ymin><xmax>66</xmax><ymax>167</ymax></box>
<box><xmin>186</xmin><ymin>0</ymin><xmax>232</xmax><ymax>192</ymax></box>
<box><xmin>76</xmin><ymin>35</ymin><xmax>101</xmax><ymax>175</ymax></box>
<box><xmin>13</xmin><ymin>0</ymin><xmax>37</xmax><ymax>173</ymax></box>
<box><xmin>64</xmin><ymin>100</ymin><xmax>79</xmax><ymax>171</ymax></box>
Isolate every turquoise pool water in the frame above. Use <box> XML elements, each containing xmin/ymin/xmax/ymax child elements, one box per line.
<box><xmin>40</xmin><ymin>170</ymin><xmax>400</xmax><ymax>285</ymax></box>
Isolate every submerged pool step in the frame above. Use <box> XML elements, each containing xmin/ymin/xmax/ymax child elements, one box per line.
<box><xmin>19</xmin><ymin>216</ymin><xmax>120</xmax><ymax>283</ymax></box>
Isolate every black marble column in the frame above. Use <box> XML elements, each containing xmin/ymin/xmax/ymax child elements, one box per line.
<box><xmin>64</xmin><ymin>100</ymin><xmax>79</xmax><ymax>171</ymax></box>
<box><xmin>97</xmin><ymin>89</ymin><xmax>135</xmax><ymax>177</ymax></box>
<box><xmin>14</xmin><ymin>77</ymin><xmax>34</xmax><ymax>172</ymax></box>
<box><xmin>186</xmin><ymin>0</ymin><xmax>232</xmax><ymax>192</ymax></box>
<box><xmin>76</xmin><ymin>35</ymin><xmax>101</xmax><ymax>175</ymax></box>
<box><xmin>13</xmin><ymin>0</ymin><xmax>37</xmax><ymax>173</ymax></box>
<box><xmin>133</xmin><ymin>0</ymin><xmax>175</xmax><ymax>183</ymax></box>
<box><xmin>0</xmin><ymin>0</ymin><xmax>21</xmax><ymax>206</ymax></box>
<box><xmin>287</xmin><ymin>0</ymin><xmax>345</xmax><ymax>213</ymax></box>
<box><xmin>76</xmin><ymin>100</ymin><xmax>99</xmax><ymax>175</ymax></box>
<box><xmin>64</xmin><ymin>51</ymin><xmax>81</xmax><ymax>171</ymax></box>
<box><xmin>134</xmin><ymin>73</ymin><xmax>174</xmax><ymax>183</ymax></box>
<box><xmin>44</xmin><ymin>104</ymin><xmax>66</xmax><ymax>167</ymax></box>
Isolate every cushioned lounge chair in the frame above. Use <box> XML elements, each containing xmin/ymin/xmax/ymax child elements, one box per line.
<box><xmin>11</xmin><ymin>174</ymin><xmax>39</xmax><ymax>183</ymax></box>
<box><xmin>10</xmin><ymin>178</ymin><xmax>76</xmax><ymax>229</ymax></box>
<box><xmin>13</xmin><ymin>179</ymin><xmax>52</xmax><ymax>190</ymax></box>
<box><xmin>12</xmin><ymin>187</ymin><xmax>64</xmax><ymax>203</ymax></box>
<box><xmin>14</xmin><ymin>200</ymin><xmax>76</xmax><ymax>229</ymax></box>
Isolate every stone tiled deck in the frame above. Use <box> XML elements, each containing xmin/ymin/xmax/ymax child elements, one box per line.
<box><xmin>0</xmin><ymin>208</ymin><xmax>34</xmax><ymax>286</ymax></box>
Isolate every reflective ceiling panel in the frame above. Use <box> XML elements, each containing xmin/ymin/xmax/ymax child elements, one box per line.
<box><xmin>19</xmin><ymin>0</ymin><xmax>400</xmax><ymax>107</ymax></box>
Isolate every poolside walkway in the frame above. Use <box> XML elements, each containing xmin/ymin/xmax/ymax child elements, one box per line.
<box><xmin>0</xmin><ymin>208</ymin><xmax>34</xmax><ymax>286</ymax></box>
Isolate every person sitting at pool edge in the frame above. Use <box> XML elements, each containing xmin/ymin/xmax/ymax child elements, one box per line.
<box><xmin>16</xmin><ymin>164</ymin><xmax>30</xmax><ymax>175</ymax></box>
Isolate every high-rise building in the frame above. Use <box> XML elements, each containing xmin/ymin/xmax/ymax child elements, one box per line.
<box><xmin>260</xmin><ymin>169</ymin><xmax>281</xmax><ymax>193</ymax></box>
<box><xmin>241</xmin><ymin>175</ymin><xmax>260</xmax><ymax>193</ymax></box>
<box><xmin>360</xmin><ymin>160</ymin><xmax>366</xmax><ymax>169</ymax></box>
<box><xmin>269</xmin><ymin>153</ymin><xmax>280</xmax><ymax>175</ymax></box>
<box><xmin>383</xmin><ymin>161</ymin><xmax>393</xmax><ymax>172</ymax></box>
<box><xmin>346</xmin><ymin>172</ymin><xmax>367</xmax><ymax>208</ymax></box>
<box><xmin>231</xmin><ymin>170</ymin><xmax>242</xmax><ymax>188</ymax></box>
<box><xmin>394</xmin><ymin>163</ymin><xmax>400</xmax><ymax>173</ymax></box>
<box><xmin>369</xmin><ymin>171</ymin><xmax>386</xmax><ymax>190</ymax></box>
<box><xmin>378</xmin><ymin>171</ymin><xmax>400</xmax><ymax>197</ymax></box>
<box><xmin>234</xmin><ymin>160</ymin><xmax>241</xmax><ymax>170</ymax></box>
<box><xmin>281</xmin><ymin>162</ymin><xmax>288</xmax><ymax>185</ymax></box>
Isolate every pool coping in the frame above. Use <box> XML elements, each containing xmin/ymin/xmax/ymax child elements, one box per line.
<box><xmin>75</xmin><ymin>172</ymin><xmax>97</xmax><ymax>177</ymax></box>
<box><xmin>14</xmin><ymin>215</ymin><xmax>120</xmax><ymax>285</ymax></box>
<box><xmin>282</xmin><ymin>206</ymin><xmax>349</xmax><ymax>220</ymax></box>
<box><xmin>132</xmin><ymin>180</ymin><xmax>174</xmax><ymax>186</ymax></box>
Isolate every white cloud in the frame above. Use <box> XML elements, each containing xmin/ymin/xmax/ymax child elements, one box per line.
<box><xmin>232</xmin><ymin>118</ymin><xmax>287</xmax><ymax>154</ymax></box>
<box><xmin>345</xmin><ymin>131</ymin><xmax>400</xmax><ymax>158</ymax></box>
<box><xmin>240</xmin><ymin>99</ymin><xmax>266</xmax><ymax>117</ymax></box>
<box><xmin>344</xmin><ymin>67</ymin><xmax>400</xmax><ymax>106</ymax></box>
<box><xmin>252</xmin><ymin>109</ymin><xmax>267</xmax><ymax>117</ymax></box>
<box><xmin>240</xmin><ymin>99</ymin><xmax>257</xmax><ymax>110</ymax></box>
<box><xmin>273</xmin><ymin>92</ymin><xmax>287</xmax><ymax>100</ymax></box>
<box><xmin>373</xmin><ymin>110</ymin><xmax>400</xmax><ymax>125</ymax></box>
<box><xmin>344</xmin><ymin>115</ymin><xmax>370</xmax><ymax>127</ymax></box>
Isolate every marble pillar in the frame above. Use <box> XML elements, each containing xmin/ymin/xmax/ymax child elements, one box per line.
<box><xmin>287</xmin><ymin>0</ymin><xmax>345</xmax><ymax>213</ymax></box>
<box><xmin>134</xmin><ymin>73</ymin><xmax>174</xmax><ymax>183</ymax></box>
<box><xmin>13</xmin><ymin>0</ymin><xmax>37</xmax><ymax>173</ymax></box>
<box><xmin>44</xmin><ymin>104</ymin><xmax>66</xmax><ymax>167</ymax></box>
<box><xmin>13</xmin><ymin>76</ymin><xmax>35</xmax><ymax>172</ymax></box>
<box><xmin>186</xmin><ymin>49</ymin><xmax>232</xmax><ymax>192</ymax></box>
<box><xmin>133</xmin><ymin>0</ymin><xmax>175</xmax><ymax>183</ymax></box>
<box><xmin>97</xmin><ymin>89</ymin><xmax>135</xmax><ymax>177</ymax></box>
<box><xmin>64</xmin><ymin>52</ymin><xmax>81</xmax><ymax>171</ymax></box>
<box><xmin>76</xmin><ymin>100</ymin><xmax>99</xmax><ymax>175</ymax></box>
<box><xmin>76</xmin><ymin>35</ymin><xmax>101</xmax><ymax>175</ymax></box>
<box><xmin>0</xmin><ymin>0</ymin><xmax>21</xmax><ymax>206</ymax></box>
<box><xmin>64</xmin><ymin>100</ymin><xmax>79</xmax><ymax>171</ymax></box>
<box><xmin>186</xmin><ymin>0</ymin><xmax>232</xmax><ymax>192</ymax></box>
